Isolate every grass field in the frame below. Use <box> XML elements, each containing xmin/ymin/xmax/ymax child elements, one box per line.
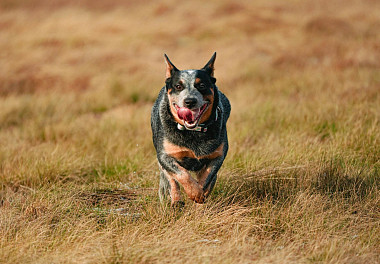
<box><xmin>0</xmin><ymin>0</ymin><xmax>379</xmax><ymax>263</ymax></box>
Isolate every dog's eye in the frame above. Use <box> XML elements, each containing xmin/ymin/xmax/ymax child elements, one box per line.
<box><xmin>175</xmin><ymin>84</ymin><xmax>183</xmax><ymax>91</ymax></box>
<box><xmin>199</xmin><ymin>83</ymin><xmax>206</xmax><ymax>90</ymax></box>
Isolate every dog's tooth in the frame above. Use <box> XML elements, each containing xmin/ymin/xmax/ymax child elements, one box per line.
<box><xmin>177</xmin><ymin>123</ymin><xmax>185</xmax><ymax>130</ymax></box>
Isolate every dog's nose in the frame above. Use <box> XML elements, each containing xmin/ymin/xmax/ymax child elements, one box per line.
<box><xmin>183</xmin><ymin>98</ymin><xmax>197</xmax><ymax>109</ymax></box>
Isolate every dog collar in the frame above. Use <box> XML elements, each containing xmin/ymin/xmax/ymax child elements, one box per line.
<box><xmin>177</xmin><ymin>123</ymin><xmax>208</xmax><ymax>132</ymax></box>
<box><xmin>177</xmin><ymin>107</ymin><xmax>220</xmax><ymax>133</ymax></box>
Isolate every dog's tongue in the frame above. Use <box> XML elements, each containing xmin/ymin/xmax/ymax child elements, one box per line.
<box><xmin>177</xmin><ymin>107</ymin><xmax>194</xmax><ymax>122</ymax></box>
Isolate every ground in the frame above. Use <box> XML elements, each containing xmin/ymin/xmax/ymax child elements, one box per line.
<box><xmin>0</xmin><ymin>0</ymin><xmax>379</xmax><ymax>263</ymax></box>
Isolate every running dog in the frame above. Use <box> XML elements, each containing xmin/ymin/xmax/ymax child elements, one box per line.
<box><xmin>151</xmin><ymin>52</ymin><xmax>230</xmax><ymax>206</ymax></box>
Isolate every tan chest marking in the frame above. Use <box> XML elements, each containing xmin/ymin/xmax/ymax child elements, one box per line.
<box><xmin>163</xmin><ymin>139</ymin><xmax>224</xmax><ymax>161</ymax></box>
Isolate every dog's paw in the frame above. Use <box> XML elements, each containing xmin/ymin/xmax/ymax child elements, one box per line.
<box><xmin>193</xmin><ymin>191</ymin><xmax>206</xmax><ymax>204</ymax></box>
<box><xmin>171</xmin><ymin>200</ymin><xmax>185</xmax><ymax>210</ymax></box>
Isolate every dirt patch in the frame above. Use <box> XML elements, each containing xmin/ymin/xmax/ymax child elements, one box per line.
<box><xmin>77</xmin><ymin>189</ymin><xmax>138</xmax><ymax>206</ymax></box>
<box><xmin>76</xmin><ymin>188</ymin><xmax>154</xmax><ymax>206</ymax></box>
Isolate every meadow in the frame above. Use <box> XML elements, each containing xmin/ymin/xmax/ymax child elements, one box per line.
<box><xmin>0</xmin><ymin>0</ymin><xmax>379</xmax><ymax>263</ymax></box>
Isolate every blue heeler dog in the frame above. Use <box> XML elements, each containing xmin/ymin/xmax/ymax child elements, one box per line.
<box><xmin>151</xmin><ymin>53</ymin><xmax>230</xmax><ymax>206</ymax></box>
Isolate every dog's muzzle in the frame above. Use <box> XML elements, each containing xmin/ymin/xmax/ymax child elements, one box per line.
<box><xmin>174</xmin><ymin>103</ymin><xmax>209</xmax><ymax>129</ymax></box>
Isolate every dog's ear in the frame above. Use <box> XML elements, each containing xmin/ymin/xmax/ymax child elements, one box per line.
<box><xmin>164</xmin><ymin>54</ymin><xmax>179</xmax><ymax>79</ymax></box>
<box><xmin>202</xmin><ymin>52</ymin><xmax>216</xmax><ymax>77</ymax></box>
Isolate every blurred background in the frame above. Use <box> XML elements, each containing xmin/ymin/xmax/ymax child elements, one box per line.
<box><xmin>2</xmin><ymin>0</ymin><xmax>379</xmax><ymax>97</ymax></box>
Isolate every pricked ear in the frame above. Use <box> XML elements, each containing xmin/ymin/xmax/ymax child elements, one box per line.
<box><xmin>164</xmin><ymin>54</ymin><xmax>179</xmax><ymax>79</ymax></box>
<box><xmin>202</xmin><ymin>52</ymin><xmax>216</xmax><ymax>77</ymax></box>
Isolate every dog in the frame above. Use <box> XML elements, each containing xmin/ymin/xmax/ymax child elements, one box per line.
<box><xmin>151</xmin><ymin>52</ymin><xmax>230</xmax><ymax>206</ymax></box>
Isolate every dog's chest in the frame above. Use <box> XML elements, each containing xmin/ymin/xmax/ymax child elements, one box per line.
<box><xmin>163</xmin><ymin>139</ymin><xmax>223</xmax><ymax>161</ymax></box>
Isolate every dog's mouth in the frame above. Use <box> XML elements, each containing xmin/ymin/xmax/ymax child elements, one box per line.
<box><xmin>173</xmin><ymin>102</ymin><xmax>209</xmax><ymax>129</ymax></box>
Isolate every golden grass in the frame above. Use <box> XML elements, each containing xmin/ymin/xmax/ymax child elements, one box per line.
<box><xmin>0</xmin><ymin>0</ymin><xmax>379</xmax><ymax>263</ymax></box>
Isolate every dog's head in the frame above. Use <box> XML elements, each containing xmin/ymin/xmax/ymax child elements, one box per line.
<box><xmin>164</xmin><ymin>53</ymin><xmax>217</xmax><ymax>129</ymax></box>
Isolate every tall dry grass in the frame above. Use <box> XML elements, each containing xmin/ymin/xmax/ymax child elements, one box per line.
<box><xmin>0</xmin><ymin>0</ymin><xmax>379</xmax><ymax>263</ymax></box>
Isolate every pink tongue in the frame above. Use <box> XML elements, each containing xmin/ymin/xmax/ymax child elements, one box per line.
<box><xmin>177</xmin><ymin>107</ymin><xmax>194</xmax><ymax>122</ymax></box>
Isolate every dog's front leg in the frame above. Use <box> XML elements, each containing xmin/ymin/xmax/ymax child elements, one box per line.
<box><xmin>172</xmin><ymin>165</ymin><xmax>205</xmax><ymax>203</ymax></box>
<box><xmin>160</xmin><ymin>155</ymin><xmax>205</xmax><ymax>204</ymax></box>
<box><xmin>197</xmin><ymin>156</ymin><xmax>225</xmax><ymax>197</ymax></box>
<box><xmin>159</xmin><ymin>165</ymin><xmax>182</xmax><ymax>206</ymax></box>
